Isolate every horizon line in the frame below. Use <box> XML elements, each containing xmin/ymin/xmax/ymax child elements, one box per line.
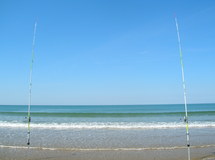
<box><xmin>0</xmin><ymin>102</ymin><xmax>214</xmax><ymax>106</ymax></box>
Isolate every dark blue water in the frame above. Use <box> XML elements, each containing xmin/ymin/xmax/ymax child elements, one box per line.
<box><xmin>0</xmin><ymin>104</ymin><xmax>214</xmax><ymax>129</ymax></box>
<box><xmin>1</xmin><ymin>104</ymin><xmax>215</xmax><ymax>113</ymax></box>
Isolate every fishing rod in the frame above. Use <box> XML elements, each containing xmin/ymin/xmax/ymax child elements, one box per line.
<box><xmin>27</xmin><ymin>21</ymin><xmax>37</xmax><ymax>145</ymax></box>
<box><xmin>175</xmin><ymin>17</ymin><xmax>191</xmax><ymax>160</ymax></box>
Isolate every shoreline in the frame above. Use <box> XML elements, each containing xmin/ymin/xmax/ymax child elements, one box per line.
<box><xmin>1</xmin><ymin>127</ymin><xmax>215</xmax><ymax>160</ymax></box>
<box><xmin>1</xmin><ymin>145</ymin><xmax>215</xmax><ymax>160</ymax></box>
<box><xmin>1</xmin><ymin>144</ymin><xmax>215</xmax><ymax>151</ymax></box>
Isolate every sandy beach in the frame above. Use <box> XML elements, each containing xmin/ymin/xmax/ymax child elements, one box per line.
<box><xmin>1</xmin><ymin>145</ymin><xmax>215</xmax><ymax>160</ymax></box>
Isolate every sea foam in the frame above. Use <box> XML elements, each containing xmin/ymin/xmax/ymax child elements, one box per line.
<box><xmin>0</xmin><ymin>121</ymin><xmax>215</xmax><ymax>129</ymax></box>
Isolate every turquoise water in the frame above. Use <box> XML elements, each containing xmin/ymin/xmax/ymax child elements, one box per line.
<box><xmin>0</xmin><ymin>104</ymin><xmax>214</xmax><ymax>129</ymax></box>
<box><xmin>0</xmin><ymin>104</ymin><xmax>215</xmax><ymax>149</ymax></box>
<box><xmin>1</xmin><ymin>104</ymin><xmax>215</xmax><ymax>113</ymax></box>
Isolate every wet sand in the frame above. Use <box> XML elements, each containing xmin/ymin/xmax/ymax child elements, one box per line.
<box><xmin>1</xmin><ymin>127</ymin><xmax>215</xmax><ymax>160</ymax></box>
<box><xmin>0</xmin><ymin>145</ymin><xmax>215</xmax><ymax>160</ymax></box>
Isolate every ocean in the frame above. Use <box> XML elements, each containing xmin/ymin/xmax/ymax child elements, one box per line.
<box><xmin>0</xmin><ymin>104</ymin><xmax>215</xmax><ymax>160</ymax></box>
<box><xmin>0</xmin><ymin>104</ymin><xmax>215</xmax><ymax>129</ymax></box>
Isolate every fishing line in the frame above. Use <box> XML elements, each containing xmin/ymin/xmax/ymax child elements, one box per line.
<box><xmin>175</xmin><ymin>17</ymin><xmax>191</xmax><ymax>160</ymax></box>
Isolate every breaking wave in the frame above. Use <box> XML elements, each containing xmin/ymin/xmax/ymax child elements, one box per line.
<box><xmin>0</xmin><ymin>121</ymin><xmax>215</xmax><ymax>129</ymax></box>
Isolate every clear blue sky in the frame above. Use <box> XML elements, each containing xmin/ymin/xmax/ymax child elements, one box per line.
<box><xmin>0</xmin><ymin>0</ymin><xmax>215</xmax><ymax>105</ymax></box>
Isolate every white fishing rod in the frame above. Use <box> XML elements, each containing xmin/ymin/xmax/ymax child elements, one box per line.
<box><xmin>27</xmin><ymin>21</ymin><xmax>37</xmax><ymax>145</ymax></box>
<box><xmin>175</xmin><ymin>17</ymin><xmax>191</xmax><ymax>160</ymax></box>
